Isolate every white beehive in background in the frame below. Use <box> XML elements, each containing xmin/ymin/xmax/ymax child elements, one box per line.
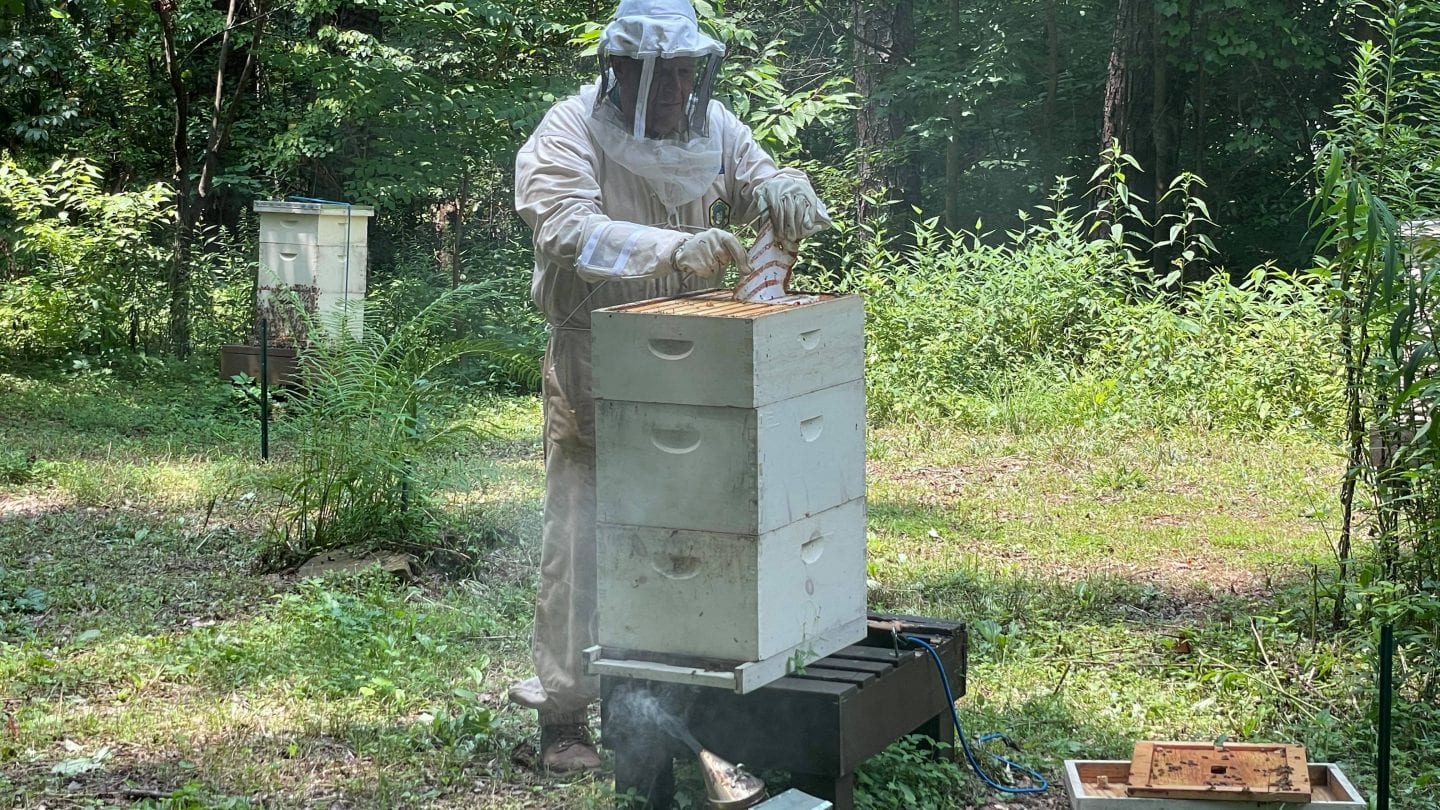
<box><xmin>253</xmin><ymin>200</ymin><xmax>374</xmax><ymax>340</ymax></box>
<box><xmin>588</xmin><ymin>290</ymin><xmax>868</xmax><ymax>693</ymax></box>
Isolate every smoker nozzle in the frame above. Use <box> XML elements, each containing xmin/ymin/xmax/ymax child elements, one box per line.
<box><xmin>698</xmin><ymin>748</ymin><xmax>767</xmax><ymax>809</ymax></box>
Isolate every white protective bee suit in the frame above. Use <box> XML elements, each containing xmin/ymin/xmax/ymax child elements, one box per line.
<box><xmin>508</xmin><ymin>0</ymin><xmax>830</xmax><ymax>727</ymax></box>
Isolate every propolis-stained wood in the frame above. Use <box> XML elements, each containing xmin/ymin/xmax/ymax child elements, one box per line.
<box><xmin>1126</xmin><ymin>741</ymin><xmax>1310</xmax><ymax>802</ymax></box>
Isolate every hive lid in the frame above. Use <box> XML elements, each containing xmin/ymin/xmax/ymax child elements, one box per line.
<box><xmin>1126</xmin><ymin>741</ymin><xmax>1311</xmax><ymax>802</ymax></box>
<box><xmin>601</xmin><ymin>289</ymin><xmax>839</xmax><ymax>319</ymax></box>
<box><xmin>253</xmin><ymin>200</ymin><xmax>375</xmax><ymax>217</ymax></box>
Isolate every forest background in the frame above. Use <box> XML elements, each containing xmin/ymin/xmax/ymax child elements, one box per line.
<box><xmin>2</xmin><ymin>0</ymin><xmax>1439</xmax><ymax>807</ymax></box>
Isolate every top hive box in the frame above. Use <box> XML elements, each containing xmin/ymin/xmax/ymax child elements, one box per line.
<box><xmin>592</xmin><ymin>290</ymin><xmax>864</xmax><ymax>408</ymax></box>
<box><xmin>255</xmin><ymin>200</ymin><xmax>374</xmax><ymax>246</ymax></box>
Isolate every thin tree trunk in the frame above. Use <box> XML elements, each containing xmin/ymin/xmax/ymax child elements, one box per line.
<box><xmin>197</xmin><ymin>0</ymin><xmax>266</xmax><ymax>222</ymax></box>
<box><xmin>1151</xmin><ymin>16</ymin><xmax>1175</xmax><ymax>276</ymax></box>
<box><xmin>1100</xmin><ymin>0</ymin><xmax>1156</xmax><ymax>254</ymax></box>
<box><xmin>852</xmin><ymin>0</ymin><xmax>883</xmax><ymax>225</ymax></box>
<box><xmin>1044</xmin><ymin>0</ymin><xmax>1059</xmax><ymax>158</ymax></box>
<box><xmin>1334</xmin><ymin>254</ymin><xmax>1368</xmax><ymax>630</ymax></box>
<box><xmin>153</xmin><ymin>0</ymin><xmax>193</xmax><ymax>358</ymax></box>
<box><xmin>851</xmin><ymin>0</ymin><xmax>917</xmax><ymax>228</ymax></box>
<box><xmin>453</xmin><ymin>170</ymin><xmax>468</xmax><ymax>289</ymax></box>
<box><xmin>944</xmin><ymin>0</ymin><xmax>964</xmax><ymax>231</ymax></box>
<box><xmin>945</xmin><ymin>96</ymin><xmax>961</xmax><ymax>231</ymax></box>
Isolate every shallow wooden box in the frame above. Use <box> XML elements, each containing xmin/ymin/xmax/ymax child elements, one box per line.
<box><xmin>591</xmin><ymin>290</ymin><xmax>863</xmax><ymax>408</ymax></box>
<box><xmin>255</xmin><ymin>200</ymin><xmax>373</xmax><ymax>246</ymax></box>
<box><xmin>259</xmin><ymin>242</ymin><xmax>368</xmax><ymax>293</ymax></box>
<box><xmin>597</xmin><ymin>498</ymin><xmax>867</xmax><ymax>662</ymax></box>
<box><xmin>595</xmin><ymin>380</ymin><xmax>865</xmax><ymax>535</ymax></box>
<box><xmin>1064</xmin><ymin>761</ymin><xmax>1365</xmax><ymax>810</ymax></box>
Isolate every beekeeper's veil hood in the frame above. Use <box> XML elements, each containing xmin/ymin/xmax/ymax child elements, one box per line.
<box><xmin>588</xmin><ymin>0</ymin><xmax>726</xmax><ymax>210</ymax></box>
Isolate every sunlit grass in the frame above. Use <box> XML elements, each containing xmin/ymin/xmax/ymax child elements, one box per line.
<box><xmin>4</xmin><ymin>367</ymin><xmax>1428</xmax><ymax>808</ymax></box>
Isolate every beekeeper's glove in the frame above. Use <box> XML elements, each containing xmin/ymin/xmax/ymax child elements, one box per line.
<box><xmin>671</xmin><ymin>228</ymin><xmax>750</xmax><ymax>278</ymax></box>
<box><xmin>756</xmin><ymin>176</ymin><xmax>831</xmax><ymax>241</ymax></box>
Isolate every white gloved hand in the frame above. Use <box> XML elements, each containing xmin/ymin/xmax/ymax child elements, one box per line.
<box><xmin>671</xmin><ymin>228</ymin><xmax>750</xmax><ymax>278</ymax></box>
<box><xmin>756</xmin><ymin>176</ymin><xmax>830</xmax><ymax>241</ymax></box>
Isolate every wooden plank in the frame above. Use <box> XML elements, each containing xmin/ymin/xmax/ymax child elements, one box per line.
<box><xmin>868</xmin><ymin>612</ymin><xmax>965</xmax><ymax>635</ymax></box>
<box><xmin>831</xmin><ymin>644</ymin><xmax>909</xmax><ymax>664</ymax></box>
<box><xmin>837</xmin><ymin>631</ymin><xmax>967</xmax><ymax>772</ymax></box>
<box><xmin>812</xmin><ymin>658</ymin><xmax>891</xmax><ymax>675</ymax></box>
<box><xmin>757</xmin><ymin>677</ymin><xmax>853</xmax><ymax>697</ymax></box>
<box><xmin>1126</xmin><ymin>741</ymin><xmax>1311</xmax><ymax>802</ymax></box>
<box><xmin>1126</xmin><ymin>744</ymin><xmax>1156</xmax><ymax>798</ymax></box>
<box><xmin>794</xmin><ymin>666</ymin><xmax>876</xmax><ymax>687</ymax></box>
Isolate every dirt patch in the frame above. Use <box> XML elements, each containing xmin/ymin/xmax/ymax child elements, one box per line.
<box><xmin>0</xmin><ymin>493</ymin><xmax>68</xmax><ymax>519</ymax></box>
<box><xmin>877</xmin><ymin>458</ymin><xmax>1032</xmax><ymax>489</ymax></box>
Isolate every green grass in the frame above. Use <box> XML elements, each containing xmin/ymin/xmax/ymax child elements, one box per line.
<box><xmin>2</xmin><ymin>365</ymin><xmax>1432</xmax><ymax>809</ymax></box>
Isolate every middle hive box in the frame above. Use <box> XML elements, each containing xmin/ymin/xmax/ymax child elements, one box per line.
<box><xmin>590</xmin><ymin>290</ymin><xmax>868</xmax><ymax>689</ymax></box>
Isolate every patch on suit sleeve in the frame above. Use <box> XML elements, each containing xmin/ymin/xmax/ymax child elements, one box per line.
<box><xmin>708</xmin><ymin>199</ymin><xmax>731</xmax><ymax>228</ymax></box>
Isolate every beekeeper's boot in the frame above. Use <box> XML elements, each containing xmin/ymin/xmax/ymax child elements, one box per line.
<box><xmin>540</xmin><ymin>723</ymin><xmax>602</xmax><ymax>774</ymax></box>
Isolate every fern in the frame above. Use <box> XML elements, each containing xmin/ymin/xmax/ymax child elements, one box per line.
<box><xmin>257</xmin><ymin>283</ymin><xmax>539</xmax><ymax>570</ymax></box>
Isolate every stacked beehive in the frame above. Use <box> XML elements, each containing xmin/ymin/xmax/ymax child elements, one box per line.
<box><xmin>590</xmin><ymin>290</ymin><xmax>868</xmax><ymax>692</ymax></box>
<box><xmin>253</xmin><ymin>200</ymin><xmax>374</xmax><ymax>339</ymax></box>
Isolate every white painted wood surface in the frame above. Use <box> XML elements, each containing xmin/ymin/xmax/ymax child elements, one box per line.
<box><xmin>591</xmin><ymin>294</ymin><xmax>863</xmax><ymax>407</ymax></box>
<box><xmin>596</xmin><ymin>380</ymin><xmax>865</xmax><ymax>535</ymax></box>
<box><xmin>597</xmin><ymin>498</ymin><xmax>867</xmax><ymax>661</ymax></box>
<box><xmin>255</xmin><ymin>201</ymin><xmax>373</xmax><ymax>246</ymax></box>
<box><xmin>590</xmin><ymin>291</ymin><xmax>868</xmax><ymax>691</ymax></box>
<box><xmin>258</xmin><ymin>243</ymin><xmax>368</xmax><ymax>293</ymax></box>
<box><xmin>255</xmin><ymin>201</ymin><xmax>371</xmax><ymax>339</ymax></box>
<box><xmin>584</xmin><ymin>613</ymin><xmax>868</xmax><ymax>694</ymax></box>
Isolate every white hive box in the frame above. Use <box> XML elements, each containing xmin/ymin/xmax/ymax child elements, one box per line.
<box><xmin>596</xmin><ymin>381</ymin><xmax>865</xmax><ymax>534</ymax></box>
<box><xmin>592</xmin><ymin>291</ymin><xmax>863</xmax><ymax>407</ymax></box>
<box><xmin>254</xmin><ymin>200</ymin><xmax>373</xmax><ymax>339</ymax></box>
<box><xmin>587</xmin><ymin>290</ymin><xmax>868</xmax><ymax>693</ymax></box>
<box><xmin>597</xmin><ymin>497</ymin><xmax>867</xmax><ymax>662</ymax></box>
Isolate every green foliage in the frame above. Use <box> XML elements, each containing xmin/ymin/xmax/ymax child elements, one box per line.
<box><xmin>0</xmin><ymin>448</ymin><xmax>34</xmax><ymax>484</ymax></box>
<box><xmin>259</xmin><ymin>284</ymin><xmax>539</xmax><ymax>569</ymax></box>
<box><xmin>825</xmin><ymin>173</ymin><xmax>1338</xmax><ymax>431</ymax></box>
<box><xmin>854</xmin><ymin>736</ymin><xmax>969</xmax><ymax>809</ymax></box>
<box><xmin>1310</xmin><ymin>0</ymin><xmax>1440</xmax><ymax>629</ymax></box>
<box><xmin>0</xmin><ymin>156</ymin><xmax>171</xmax><ymax>357</ymax></box>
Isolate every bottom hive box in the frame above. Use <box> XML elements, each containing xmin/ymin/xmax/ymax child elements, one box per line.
<box><xmin>597</xmin><ymin>497</ymin><xmax>867</xmax><ymax>665</ymax></box>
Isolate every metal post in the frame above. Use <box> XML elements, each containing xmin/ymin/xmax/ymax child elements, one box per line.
<box><xmin>259</xmin><ymin>319</ymin><xmax>270</xmax><ymax>461</ymax></box>
<box><xmin>1378</xmin><ymin>623</ymin><xmax>1393</xmax><ymax>810</ymax></box>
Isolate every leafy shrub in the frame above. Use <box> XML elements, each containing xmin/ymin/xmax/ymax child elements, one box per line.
<box><xmin>821</xmin><ymin>185</ymin><xmax>1340</xmax><ymax>432</ymax></box>
<box><xmin>258</xmin><ymin>284</ymin><xmax>539</xmax><ymax>569</ymax></box>
<box><xmin>0</xmin><ymin>449</ymin><xmax>34</xmax><ymax>484</ymax></box>
<box><xmin>0</xmin><ymin>157</ymin><xmax>171</xmax><ymax>357</ymax></box>
<box><xmin>367</xmin><ymin>239</ymin><xmax>546</xmax><ymax>394</ymax></box>
<box><xmin>854</xmin><ymin>736</ymin><xmax>969</xmax><ymax>809</ymax></box>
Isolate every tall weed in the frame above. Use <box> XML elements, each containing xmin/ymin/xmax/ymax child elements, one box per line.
<box><xmin>821</xmin><ymin>183</ymin><xmax>1339</xmax><ymax>432</ymax></box>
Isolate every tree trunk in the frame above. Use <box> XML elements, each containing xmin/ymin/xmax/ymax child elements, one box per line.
<box><xmin>851</xmin><ymin>0</ymin><xmax>918</xmax><ymax>228</ymax></box>
<box><xmin>944</xmin><ymin>0</ymin><xmax>962</xmax><ymax>231</ymax></box>
<box><xmin>453</xmin><ymin>169</ymin><xmax>468</xmax><ymax>289</ymax></box>
<box><xmin>154</xmin><ymin>0</ymin><xmax>265</xmax><ymax>357</ymax></box>
<box><xmin>1101</xmin><ymin>0</ymin><xmax>1156</xmax><ymax>255</ymax></box>
<box><xmin>1044</xmin><ymin>0</ymin><xmax>1059</xmax><ymax>160</ymax></box>
<box><xmin>153</xmin><ymin>0</ymin><xmax>193</xmax><ymax>358</ymax></box>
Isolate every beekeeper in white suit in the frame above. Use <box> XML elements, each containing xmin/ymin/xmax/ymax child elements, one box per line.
<box><xmin>507</xmin><ymin>0</ymin><xmax>831</xmax><ymax>773</ymax></box>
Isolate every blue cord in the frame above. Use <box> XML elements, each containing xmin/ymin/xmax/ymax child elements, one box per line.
<box><xmin>902</xmin><ymin>634</ymin><xmax>1050</xmax><ymax>795</ymax></box>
